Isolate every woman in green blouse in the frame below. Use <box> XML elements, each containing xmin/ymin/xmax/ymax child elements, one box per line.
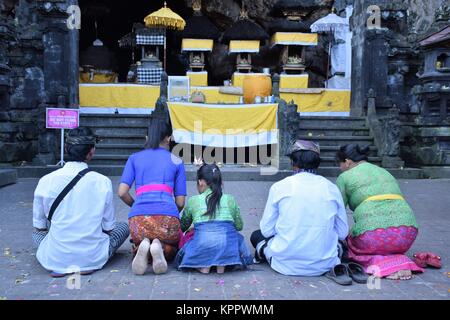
<box><xmin>175</xmin><ymin>164</ymin><xmax>252</xmax><ymax>274</ymax></box>
<box><xmin>335</xmin><ymin>144</ymin><xmax>423</xmax><ymax>280</ymax></box>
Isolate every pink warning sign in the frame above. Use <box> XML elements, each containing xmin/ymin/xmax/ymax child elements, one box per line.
<box><xmin>46</xmin><ymin>108</ymin><xmax>79</xmax><ymax>129</ymax></box>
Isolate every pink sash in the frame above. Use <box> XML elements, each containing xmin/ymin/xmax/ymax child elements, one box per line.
<box><xmin>136</xmin><ymin>184</ymin><xmax>174</xmax><ymax>197</ymax></box>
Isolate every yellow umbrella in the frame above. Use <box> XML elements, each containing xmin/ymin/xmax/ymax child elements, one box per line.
<box><xmin>144</xmin><ymin>2</ymin><xmax>186</xmax><ymax>70</ymax></box>
<box><xmin>144</xmin><ymin>2</ymin><xmax>186</xmax><ymax>30</ymax></box>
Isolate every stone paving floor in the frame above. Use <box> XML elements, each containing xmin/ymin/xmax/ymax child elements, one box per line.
<box><xmin>0</xmin><ymin>177</ymin><xmax>449</xmax><ymax>300</ymax></box>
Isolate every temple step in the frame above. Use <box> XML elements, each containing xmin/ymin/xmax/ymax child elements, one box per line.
<box><xmin>80</xmin><ymin>113</ymin><xmax>378</xmax><ymax>169</ymax></box>
<box><xmin>321</xmin><ymin>157</ymin><xmax>381</xmax><ymax>168</ymax></box>
<box><xmin>89</xmin><ymin>127</ymin><xmax>147</xmax><ymax>135</ymax></box>
<box><xmin>296</xmin><ymin>135</ymin><xmax>374</xmax><ymax>146</ymax></box>
<box><xmin>95</xmin><ymin>143</ymin><xmax>144</xmax><ymax>155</ymax></box>
<box><xmin>295</xmin><ymin>115</ymin><xmax>378</xmax><ymax>169</ymax></box>
<box><xmin>95</xmin><ymin>134</ymin><xmax>146</xmax><ymax>145</ymax></box>
<box><xmin>80</xmin><ymin>114</ymin><xmax>148</xmax><ymax>145</ymax></box>
<box><xmin>316</xmin><ymin>146</ymin><xmax>378</xmax><ymax>157</ymax></box>
<box><xmin>299</xmin><ymin>116</ymin><xmax>367</xmax><ymax>128</ymax></box>
<box><xmin>297</xmin><ymin>128</ymin><xmax>370</xmax><ymax>136</ymax></box>
<box><xmin>80</xmin><ymin>113</ymin><xmax>151</xmax><ymax>127</ymax></box>
<box><xmin>90</xmin><ymin>154</ymin><xmax>129</xmax><ymax>165</ymax></box>
<box><xmin>80</xmin><ymin>114</ymin><xmax>147</xmax><ymax>165</ymax></box>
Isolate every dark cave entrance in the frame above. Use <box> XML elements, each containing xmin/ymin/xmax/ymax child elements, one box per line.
<box><xmin>79</xmin><ymin>0</ymin><xmax>191</xmax><ymax>82</ymax></box>
<box><xmin>77</xmin><ymin>0</ymin><xmax>274</xmax><ymax>165</ymax></box>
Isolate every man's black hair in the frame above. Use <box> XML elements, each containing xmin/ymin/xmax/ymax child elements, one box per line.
<box><xmin>290</xmin><ymin>150</ymin><xmax>321</xmax><ymax>170</ymax></box>
<box><xmin>65</xmin><ymin>127</ymin><xmax>95</xmax><ymax>162</ymax></box>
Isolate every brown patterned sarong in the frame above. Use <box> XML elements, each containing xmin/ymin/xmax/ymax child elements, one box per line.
<box><xmin>129</xmin><ymin>215</ymin><xmax>180</xmax><ymax>262</ymax></box>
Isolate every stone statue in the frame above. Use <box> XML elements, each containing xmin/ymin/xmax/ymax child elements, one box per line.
<box><xmin>380</xmin><ymin>105</ymin><xmax>401</xmax><ymax>157</ymax></box>
<box><xmin>154</xmin><ymin>72</ymin><xmax>170</xmax><ymax>121</ymax></box>
<box><xmin>277</xmin><ymin>96</ymin><xmax>301</xmax><ymax>169</ymax></box>
<box><xmin>367</xmin><ymin>88</ymin><xmax>404</xmax><ymax>167</ymax></box>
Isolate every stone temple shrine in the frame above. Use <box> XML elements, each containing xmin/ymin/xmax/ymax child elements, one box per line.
<box><xmin>0</xmin><ymin>0</ymin><xmax>449</xmax><ymax>181</ymax></box>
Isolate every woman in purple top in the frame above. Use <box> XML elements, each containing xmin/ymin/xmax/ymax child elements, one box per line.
<box><xmin>118</xmin><ymin>117</ymin><xmax>186</xmax><ymax>275</ymax></box>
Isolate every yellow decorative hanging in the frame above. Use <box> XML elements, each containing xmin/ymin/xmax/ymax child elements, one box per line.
<box><xmin>271</xmin><ymin>33</ymin><xmax>318</xmax><ymax>46</ymax></box>
<box><xmin>144</xmin><ymin>2</ymin><xmax>186</xmax><ymax>31</ymax></box>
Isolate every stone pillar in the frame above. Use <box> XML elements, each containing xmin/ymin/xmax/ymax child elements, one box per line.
<box><xmin>366</xmin><ymin>88</ymin><xmax>377</xmax><ymax>118</ymax></box>
<box><xmin>366</xmin><ymin>88</ymin><xmax>405</xmax><ymax>168</ymax></box>
<box><xmin>153</xmin><ymin>72</ymin><xmax>170</xmax><ymax>121</ymax></box>
<box><xmin>380</xmin><ymin>105</ymin><xmax>405</xmax><ymax>168</ymax></box>
<box><xmin>276</xmin><ymin>98</ymin><xmax>301</xmax><ymax>171</ymax></box>
<box><xmin>33</xmin><ymin>0</ymin><xmax>74</xmax><ymax>165</ymax></box>
<box><xmin>365</xmin><ymin>29</ymin><xmax>391</xmax><ymax>114</ymax></box>
<box><xmin>67</xmin><ymin>0</ymin><xmax>79</xmax><ymax>107</ymax></box>
<box><xmin>387</xmin><ymin>59</ymin><xmax>409</xmax><ymax>113</ymax></box>
<box><xmin>351</xmin><ymin>1</ymin><xmax>393</xmax><ymax>116</ymax></box>
<box><xmin>43</xmin><ymin>25</ymin><xmax>69</xmax><ymax>104</ymax></box>
<box><xmin>0</xmin><ymin>15</ymin><xmax>13</xmax><ymax>163</ymax></box>
<box><xmin>272</xmin><ymin>73</ymin><xmax>280</xmax><ymax>99</ymax></box>
<box><xmin>160</xmin><ymin>71</ymin><xmax>168</xmax><ymax>100</ymax></box>
<box><xmin>1</xmin><ymin>1</ymin><xmax>44</xmax><ymax>164</ymax></box>
<box><xmin>0</xmin><ymin>17</ymin><xmax>12</xmax><ymax>112</ymax></box>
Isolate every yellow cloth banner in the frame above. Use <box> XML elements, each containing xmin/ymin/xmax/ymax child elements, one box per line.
<box><xmin>229</xmin><ymin>40</ymin><xmax>260</xmax><ymax>53</ymax></box>
<box><xmin>271</xmin><ymin>32</ymin><xmax>318</xmax><ymax>46</ymax></box>
<box><xmin>364</xmin><ymin>194</ymin><xmax>405</xmax><ymax>202</ymax></box>
<box><xmin>79</xmin><ymin>72</ymin><xmax>118</xmax><ymax>83</ymax></box>
<box><xmin>190</xmin><ymin>87</ymin><xmax>241</xmax><ymax>104</ymax></box>
<box><xmin>80</xmin><ymin>84</ymin><xmax>241</xmax><ymax>110</ymax></box>
<box><xmin>79</xmin><ymin>84</ymin><xmax>159</xmax><ymax>108</ymax></box>
<box><xmin>182</xmin><ymin>38</ymin><xmax>214</xmax><ymax>51</ymax></box>
<box><xmin>281</xmin><ymin>89</ymin><xmax>350</xmax><ymax>113</ymax></box>
<box><xmin>280</xmin><ymin>74</ymin><xmax>309</xmax><ymax>89</ymax></box>
<box><xmin>232</xmin><ymin>73</ymin><xmax>267</xmax><ymax>88</ymax></box>
<box><xmin>168</xmin><ymin>102</ymin><xmax>277</xmax><ymax>134</ymax></box>
<box><xmin>187</xmin><ymin>72</ymin><xmax>208</xmax><ymax>86</ymax></box>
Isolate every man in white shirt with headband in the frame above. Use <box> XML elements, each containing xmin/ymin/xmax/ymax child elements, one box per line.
<box><xmin>251</xmin><ymin>140</ymin><xmax>349</xmax><ymax>278</ymax></box>
<box><xmin>32</xmin><ymin>127</ymin><xmax>129</xmax><ymax>277</ymax></box>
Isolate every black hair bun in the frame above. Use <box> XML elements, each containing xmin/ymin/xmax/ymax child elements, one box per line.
<box><xmin>357</xmin><ymin>145</ymin><xmax>370</xmax><ymax>156</ymax></box>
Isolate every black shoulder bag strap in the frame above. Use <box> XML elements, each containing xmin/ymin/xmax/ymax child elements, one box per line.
<box><xmin>48</xmin><ymin>168</ymin><xmax>92</xmax><ymax>222</ymax></box>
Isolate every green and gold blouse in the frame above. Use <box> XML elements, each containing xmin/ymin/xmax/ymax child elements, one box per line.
<box><xmin>180</xmin><ymin>188</ymin><xmax>243</xmax><ymax>232</ymax></box>
<box><xmin>336</xmin><ymin>162</ymin><xmax>418</xmax><ymax>237</ymax></box>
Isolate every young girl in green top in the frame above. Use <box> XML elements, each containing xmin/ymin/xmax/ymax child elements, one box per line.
<box><xmin>175</xmin><ymin>164</ymin><xmax>253</xmax><ymax>274</ymax></box>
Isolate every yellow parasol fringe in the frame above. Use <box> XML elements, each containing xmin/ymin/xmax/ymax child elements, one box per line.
<box><xmin>144</xmin><ymin>3</ymin><xmax>186</xmax><ymax>31</ymax></box>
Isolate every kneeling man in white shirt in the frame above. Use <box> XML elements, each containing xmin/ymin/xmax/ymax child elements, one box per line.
<box><xmin>251</xmin><ymin>140</ymin><xmax>349</xmax><ymax>276</ymax></box>
<box><xmin>32</xmin><ymin>127</ymin><xmax>129</xmax><ymax>277</ymax></box>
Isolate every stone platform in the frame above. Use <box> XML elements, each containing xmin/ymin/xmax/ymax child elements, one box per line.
<box><xmin>0</xmin><ymin>177</ymin><xmax>449</xmax><ymax>300</ymax></box>
<box><xmin>0</xmin><ymin>169</ymin><xmax>17</xmax><ymax>188</ymax></box>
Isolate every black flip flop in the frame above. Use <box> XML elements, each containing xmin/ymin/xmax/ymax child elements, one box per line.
<box><xmin>50</xmin><ymin>271</ymin><xmax>66</xmax><ymax>278</ymax></box>
<box><xmin>345</xmin><ymin>262</ymin><xmax>368</xmax><ymax>284</ymax></box>
<box><xmin>80</xmin><ymin>270</ymin><xmax>96</xmax><ymax>276</ymax></box>
<box><xmin>325</xmin><ymin>263</ymin><xmax>353</xmax><ymax>286</ymax></box>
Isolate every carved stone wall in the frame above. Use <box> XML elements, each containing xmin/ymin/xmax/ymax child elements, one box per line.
<box><xmin>0</xmin><ymin>0</ymin><xmax>42</xmax><ymax>163</ymax></box>
<box><xmin>184</xmin><ymin>0</ymin><xmax>333</xmax><ymax>86</ymax></box>
<box><xmin>350</xmin><ymin>0</ymin><xmax>450</xmax><ymax>167</ymax></box>
<box><xmin>350</xmin><ymin>0</ymin><xmax>423</xmax><ymax>116</ymax></box>
<box><xmin>0</xmin><ymin>0</ymin><xmax>78</xmax><ymax>165</ymax></box>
